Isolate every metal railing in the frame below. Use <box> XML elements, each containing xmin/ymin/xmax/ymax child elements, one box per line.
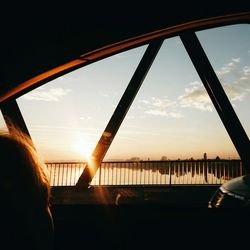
<box><xmin>46</xmin><ymin>160</ymin><xmax>244</xmax><ymax>187</ymax></box>
<box><xmin>46</xmin><ymin>162</ymin><xmax>86</xmax><ymax>186</ymax></box>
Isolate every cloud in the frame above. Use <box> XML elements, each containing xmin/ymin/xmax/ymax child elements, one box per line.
<box><xmin>139</xmin><ymin>99</ymin><xmax>150</xmax><ymax>105</ymax></box>
<box><xmin>232</xmin><ymin>58</ymin><xmax>240</xmax><ymax>63</ymax></box>
<box><xmin>223</xmin><ymin>84</ymin><xmax>247</xmax><ymax>102</ymax></box>
<box><xmin>145</xmin><ymin>109</ymin><xmax>183</xmax><ymax>118</ymax></box>
<box><xmin>23</xmin><ymin>87</ymin><xmax>71</xmax><ymax>101</ymax></box>
<box><xmin>243</xmin><ymin>65</ymin><xmax>250</xmax><ymax>76</ymax></box>
<box><xmin>217</xmin><ymin>59</ymin><xmax>250</xmax><ymax>102</ymax></box>
<box><xmin>178</xmin><ymin>82</ymin><xmax>213</xmax><ymax>112</ymax></box>
<box><xmin>178</xmin><ymin>59</ymin><xmax>250</xmax><ymax>111</ymax></box>
<box><xmin>215</xmin><ymin>58</ymin><xmax>241</xmax><ymax>79</ymax></box>
<box><xmin>139</xmin><ymin>97</ymin><xmax>183</xmax><ymax>118</ymax></box>
<box><xmin>139</xmin><ymin>97</ymin><xmax>176</xmax><ymax>109</ymax></box>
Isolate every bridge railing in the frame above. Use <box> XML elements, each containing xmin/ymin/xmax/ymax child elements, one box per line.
<box><xmin>46</xmin><ymin>159</ymin><xmax>244</xmax><ymax>187</ymax></box>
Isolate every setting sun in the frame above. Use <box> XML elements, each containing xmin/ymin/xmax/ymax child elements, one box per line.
<box><xmin>71</xmin><ymin>139</ymin><xmax>95</xmax><ymax>161</ymax></box>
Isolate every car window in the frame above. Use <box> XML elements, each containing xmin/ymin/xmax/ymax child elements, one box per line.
<box><xmin>196</xmin><ymin>24</ymin><xmax>250</xmax><ymax>139</ymax></box>
<box><xmin>15</xmin><ymin>24</ymin><xmax>248</xmax><ymax>188</ymax></box>
<box><xmin>105</xmin><ymin>36</ymin><xmax>239</xmax><ymax>162</ymax></box>
<box><xmin>17</xmin><ymin>45</ymin><xmax>147</xmax><ymax>162</ymax></box>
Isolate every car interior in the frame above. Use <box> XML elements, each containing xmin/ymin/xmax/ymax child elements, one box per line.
<box><xmin>1</xmin><ymin>3</ymin><xmax>250</xmax><ymax>249</ymax></box>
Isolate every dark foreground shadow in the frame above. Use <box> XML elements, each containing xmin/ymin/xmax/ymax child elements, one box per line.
<box><xmin>51</xmin><ymin>203</ymin><xmax>250</xmax><ymax>250</ymax></box>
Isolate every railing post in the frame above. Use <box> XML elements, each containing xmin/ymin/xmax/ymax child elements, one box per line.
<box><xmin>99</xmin><ymin>163</ymin><xmax>102</xmax><ymax>186</ymax></box>
<box><xmin>169</xmin><ymin>161</ymin><xmax>172</xmax><ymax>187</ymax></box>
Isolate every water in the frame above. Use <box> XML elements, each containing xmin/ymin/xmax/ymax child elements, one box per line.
<box><xmin>46</xmin><ymin>160</ymin><xmax>243</xmax><ymax>186</ymax></box>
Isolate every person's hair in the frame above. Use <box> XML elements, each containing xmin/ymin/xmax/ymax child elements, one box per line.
<box><xmin>0</xmin><ymin>121</ymin><xmax>53</xmax><ymax>250</ymax></box>
<box><xmin>0</xmin><ymin>123</ymin><xmax>51</xmax><ymax>208</ymax></box>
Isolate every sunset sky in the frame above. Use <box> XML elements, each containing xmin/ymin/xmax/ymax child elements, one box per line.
<box><xmin>1</xmin><ymin>24</ymin><xmax>248</xmax><ymax>162</ymax></box>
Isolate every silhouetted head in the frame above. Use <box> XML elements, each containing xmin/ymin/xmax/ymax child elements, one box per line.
<box><xmin>0</xmin><ymin>124</ymin><xmax>54</xmax><ymax>250</ymax></box>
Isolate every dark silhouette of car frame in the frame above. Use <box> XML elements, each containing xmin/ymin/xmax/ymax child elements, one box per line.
<box><xmin>1</xmin><ymin>3</ymin><xmax>250</xmax><ymax>249</ymax></box>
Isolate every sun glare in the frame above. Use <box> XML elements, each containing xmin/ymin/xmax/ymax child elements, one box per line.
<box><xmin>72</xmin><ymin>139</ymin><xmax>95</xmax><ymax>161</ymax></box>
